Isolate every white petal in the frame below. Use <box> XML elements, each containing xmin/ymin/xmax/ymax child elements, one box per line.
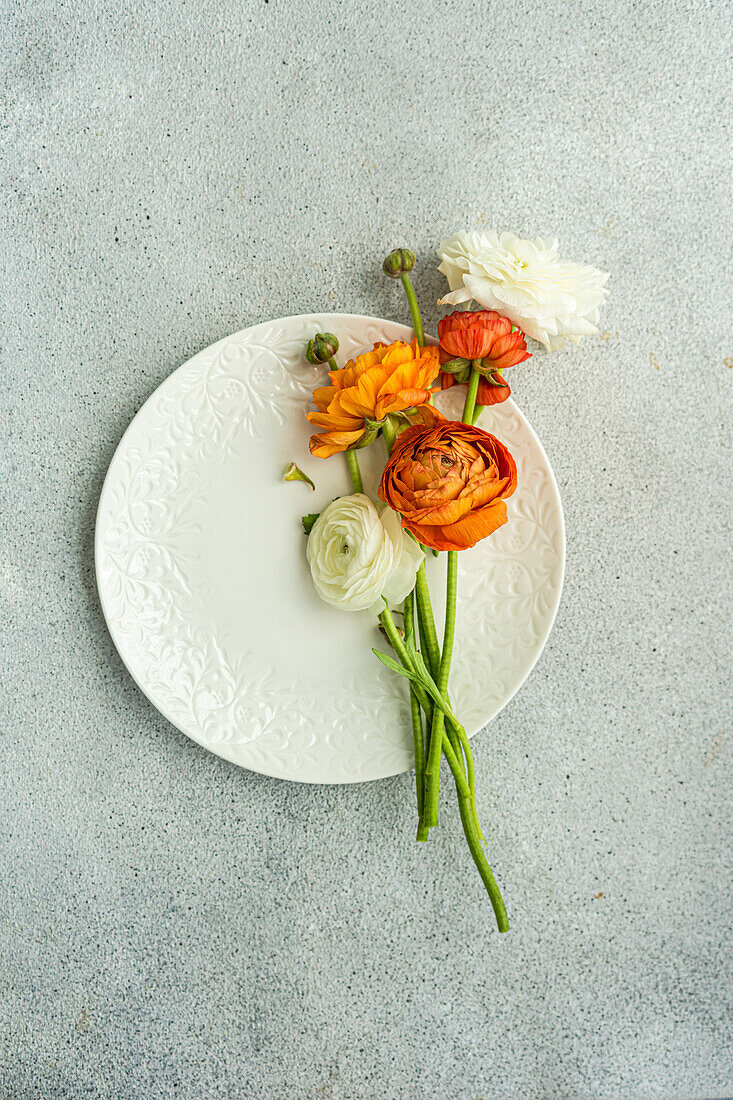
<box><xmin>437</xmin><ymin>286</ymin><xmax>474</xmax><ymax>307</ymax></box>
<box><xmin>436</xmin><ymin>229</ymin><xmax>608</xmax><ymax>354</ymax></box>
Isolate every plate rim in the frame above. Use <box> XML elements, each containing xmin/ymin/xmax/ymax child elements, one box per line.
<box><xmin>94</xmin><ymin>312</ymin><xmax>566</xmax><ymax>783</ymax></box>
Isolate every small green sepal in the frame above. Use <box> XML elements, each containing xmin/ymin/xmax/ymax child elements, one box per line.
<box><xmin>440</xmin><ymin>356</ymin><xmax>472</xmax><ymax>375</ymax></box>
<box><xmin>283</xmin><ymin>462</ymin><xmax>316</xmax><ymax>491</ymax></box>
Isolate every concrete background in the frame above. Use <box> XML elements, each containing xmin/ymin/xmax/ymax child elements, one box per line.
<box><xmin>1</xmin><ymin>0</ymin><xmax>731</xmax><ymax>1096</ymax></box>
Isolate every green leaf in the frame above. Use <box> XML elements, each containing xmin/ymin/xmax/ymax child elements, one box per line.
<box><xmin>301</xmin><ymin>512</ymin><xmax>320</xmax><ymax>535</ymax></box>
<box><xmin>371</xmin><ymin>649</ymin><xmax>421</xmax><ymax>684</ymax></box>
<box><xmin>373</xmin><ymin>646</ymin><xmax>459</xmax><ymax>725</ymax></box>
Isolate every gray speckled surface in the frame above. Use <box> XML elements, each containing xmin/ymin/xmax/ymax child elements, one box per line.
<box><xmin>1</xmin><ymin>0</ymin><xmax>732</xmax><ymax>1096</ymax></box>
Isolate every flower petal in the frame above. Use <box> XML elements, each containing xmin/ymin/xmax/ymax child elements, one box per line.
<box><xmin>406</xmin><ymin>500</ymin><xmax>508</xmax><ymax>551</ymax></box>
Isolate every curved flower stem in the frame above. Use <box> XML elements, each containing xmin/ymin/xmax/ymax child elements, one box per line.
<box><xmin>422</xmin><ymin>549</ymin><xmax>458</xmax><ymax>827</ymax></box>
<box><xmin>379</xmin><ymin>607</ymin><xmax>505</xmax><ymax>925</ymax></box>
<box><xmin>399</xmin><ymin>273</ymin><xmax>425</xmax><ymax>347</ymax></box>
<box><xmin>382</xmin><ymin>418</ymin><xmax>397</xmax><ymax>456</ymax></box>
<box><xmin>437</xmin><ymin>731</ymin><xmax>508</xmax><ymax>931</ymax></box>
<box><xmin>462</xmin><ymin>366</ymin><xmax>481</xmax><ymax>424</ymax></box>
<box><xmin>326</xmin><ymin>356</ymin><xmax>338</xmax><ymax>372</ymax></box>
<box><xmin>472</xmin><ymin>403</ymin><xmax>485</xmax><ymax>426</ymax></box>
<box><xmin>346</xmin><ymin>449</ymin><xmax>364</xmax><ymax>494</ymax></box>
<box><xmin>402</xmin><ymin>590</ymin><xmax>425</xmax><ymax>822</ymax></box>
<box><xmin>436</xmin><ymin>728</ymin><xmax>507</xmax><ymax>930</ymax></box>
<box><xmin>457</xmin><ymin>792</ymin><xmax>510</xmax><ymax>932</ymax></box>
<box><xmin>414</xmin><ymin>558</ymin><xmax>452</xmax><ymax>833</ymax></box>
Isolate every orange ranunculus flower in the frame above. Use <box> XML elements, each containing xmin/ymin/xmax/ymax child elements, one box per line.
<box><xmin>307</xmin><ymin>339</ymin><xmax>440</xmax><ymax>459</ymax></box>
<box><xmin>378</xmin><ymin>407</ymin><xmax>517</xmax><ymax>552</ymax></box>
<box><xmin>438</xmin><ymin>309</ymin><xmax>531</xmax><ymax>368</ymax></box>
<box><xmin>438</xmin><ymin>309</ymin><xmax>530</xmax><ymax>409</ymax></box>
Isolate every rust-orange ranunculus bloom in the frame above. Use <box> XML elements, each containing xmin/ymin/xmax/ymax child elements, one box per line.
<box><xmin>378</xmin><ymin>408</ymin><xmax>517</xmax><ymax>552</ymax></box>
<box><xmin>438</xmin><ymin>309</ymin><xmax>531</xmax><ymax>409</ymax></box>
<box><xmin>307</xmin><ymin>339</ymin><xmax>440</xmax><ymax>459</ymax></box>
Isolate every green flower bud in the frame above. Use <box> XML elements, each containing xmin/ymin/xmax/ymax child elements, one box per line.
<box><xmin>305</xmin><ymin>332</ymin><xmax>339</xmax><ymax>365</ymax></box>
<box><xmin>382</xmin><ymin>248</ymin><xmax>415</xmax><ymax>278</ymax></box>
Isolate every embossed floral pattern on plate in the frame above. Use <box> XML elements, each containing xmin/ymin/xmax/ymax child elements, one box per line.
<box><xmin>95</xmin><ymin>314</ymin><xmax>564</xmax><ymax>783</ymax></box>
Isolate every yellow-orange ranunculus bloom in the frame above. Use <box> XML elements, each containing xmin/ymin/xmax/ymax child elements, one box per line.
<box><xmin>307</xmin><ymin>339</ymin><xmax>440</xmax><ymax>459</ymax></box>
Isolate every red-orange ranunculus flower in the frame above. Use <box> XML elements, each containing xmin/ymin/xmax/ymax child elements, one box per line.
<box><xmin>307</xmin><ymin>339</ymin><xmax>440</xmax><ymax>459</ymax></box>
<box><xmin>438</xmin><ymin>309</ymin><xmax>531</xmax><ymax>409</ymax></box>
<box><xmin>378</xmin><ymin>408</ymin><xmax>517</xmax><ymax>551</ymax></box>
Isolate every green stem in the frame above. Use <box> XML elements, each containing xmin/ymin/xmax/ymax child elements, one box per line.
<box><xmin>462</xmin><ymin>366</ymin><xmax>481</xmax><ymax>424</ymax></box>
<box><xmin>326</xmin><ymin>356</ymin><xmax>338</xmax><ymax>372</ymax></box>
<box><xmin>452</xmin><ymin>723</ymin><xmax>478</xmax><ymax>814</ymax></box>
<box><xmin>472</xmin><ymin>403</ymin><xmax>485</xmax><ymax>426</ymax></box>
<box><xmin>388</xmin><ymin>514</ymin><xmax>502</xmax><ymax>924</ymax></box>
<box><xmin>414</xmin><ymin>563</ymin><xmax>440</xmax><ymax>679</ymax></box>
<box><xmin>427</xmin><ymin>718</ymin><xmax>508</xmax><ymax>928</ymax></box>
<box><xmin>381</xmin><ymin>604</ymin><xmax>496</xmax><ymax>904</ymax></box>
<box><xmin>422</xmin><ymin>550</ymin><xmax>458</xmax><ymax>826</ymax></box>
<box><xmin>402</xmin><ymin>591</ymin><xmax>425</xmax><ymax>823</ymax></box>
<box><xmin>457</xmin><ymin>795</ymin><xmax>509</xmax><ymax>933</ymax></box>
<box><xmin>442</xmin><ymin>552</ymin><xmax>459</xmax><ymax>674</ymax></box>
<box><xmin>414</xmin><ymin>554</ymin><xmax>483</xmax><ymax>828</ymax></box>
<box><xmin>382</xmin><ymin>417</ymin><xmax>397</xmax><ymax>456</ymax></box>
<box><xmin>346</xmin><ymin>449</ymin><xmax>363</xmax><ymax>494</ymax></box>
<box><xmin>378</xmin><ymin>608</ymin><xmax>432</xmax><ymax>719</ymax></box>
<box><xmin>399</xmin><ymin>273</ymin><xmax>425</xmax><ymax>347</ymax></box>
<box><xmin>378</xmin><ymin>606</ymin><xmax>454</xmax><ymax>841</ymax></box>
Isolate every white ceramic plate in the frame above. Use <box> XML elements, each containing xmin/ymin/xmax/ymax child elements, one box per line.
<box><xmin>95</xmin><ymin>314</ymin><xmax>564</xmax><ymax>783</ymax></box>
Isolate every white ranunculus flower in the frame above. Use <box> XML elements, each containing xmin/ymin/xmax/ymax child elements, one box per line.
<box><xmin>306</xmin><ymin>494</ymin><xmax>424</xmax><ymax>615</ymax></box>
<box><xmin>438</xmin><ymin>230</ymin><xmax>608</xmax><ymax>352</ymax></box>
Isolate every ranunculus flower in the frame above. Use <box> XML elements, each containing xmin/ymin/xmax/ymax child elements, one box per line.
<box><xmin>437</xmin><ymin>309</ymin><xmax>530</xmax><ymax>408</ymax></box>
<box><xmin>438</xmin><ymin>309</ymin><xmax>531</xmax><ymax>368</ymax></box>
<box><xmin>378</xmin><ymin>409</ymin><xmax>517</xmax><ymax>552</ymax></box>
<box><xmin>438</xmin><ymin>230</ymin><xmax>608</xmax><ymax>351</ymax></box>
<box><xmin>307</xmin><ymin>339</ymin><xmax>440</xmax><ymax>459</ymax></box>
<box><xmin>306</xmin><ymin>493</ymin><xmax>424</xmax><ymax>613</ymax></box>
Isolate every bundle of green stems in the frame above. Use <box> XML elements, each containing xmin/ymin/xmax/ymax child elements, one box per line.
<box><xmin>347</xmin><ymin>269</ymin><xmax>509</xmax><ymax>934</ymax></box>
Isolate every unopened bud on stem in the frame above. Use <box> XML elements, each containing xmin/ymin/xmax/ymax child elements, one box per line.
<box><xmin>382</xmin><ymin>248</ymin><xmax>415</xmax><ymax>278</ymax></box>
<box><xmin>305</xmin><ymin>332</ymin><xmax>339</xmax><ymax>365</ymax></box>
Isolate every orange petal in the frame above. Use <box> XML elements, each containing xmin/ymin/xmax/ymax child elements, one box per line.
<box><xmin>406</xmin><ymin>499</ymin><xmax>508</xmax><ymax>551</ymax></box>
<box><xmin>380</xmin><ymin>341</ymin><xmax>414</xmax><ymax>369</ymax></box>
<box><xmin>336</xmin><ymin>369</ymin><xmax>385</xmax><ymax>418</ymax></box>
<box><xmin>312</xmin><ymin>385</ymin><xmax>339</xmax><ymax>410</ymax></box>
<box><xmin>309</xmin><ymin>428</ymin><xmax>365</xmax><ymax>458</ymax></box>
<box><xmin>307</xmin><ymin>410</ymin><xmax>363</xmax><ymax>431</ymax></box>
<box><xmin>376</xmin><ymin>389</ymin><xmax>433</xmax><ymax>420</ymax></box>
<box><xmin>477</xmin><ymin>375</ymin><xmax>512</xmax><ymax>406</ymax></box>
<box><xmin>404</xmin><ymin>405</ymin><xmax>447</xmax><ymax>429</ymax></box>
